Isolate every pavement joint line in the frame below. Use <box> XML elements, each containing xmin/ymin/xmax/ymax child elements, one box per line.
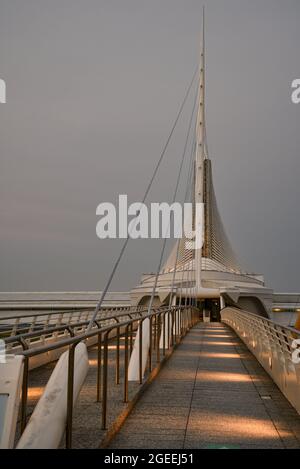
<box><xmin>182</xmin><ymin>324</ymin><xmax>205</xmax><ymax>449</ymax></box>
<box><xmin>99</xmin><ymin>325</ymin><xmax>196</xmax><ymax>448</ymax></box>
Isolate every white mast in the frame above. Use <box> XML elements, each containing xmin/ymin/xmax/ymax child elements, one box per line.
<box><xmin>194</xmin><ymin>6</ymin><xmax>206</xmax><ymax>293</ymax></box>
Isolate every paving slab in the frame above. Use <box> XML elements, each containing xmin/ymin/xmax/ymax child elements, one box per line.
<box><xmin>109</xmin><ymin>323</ymin><xmax>300</xmax><ymax>449</ymax></box>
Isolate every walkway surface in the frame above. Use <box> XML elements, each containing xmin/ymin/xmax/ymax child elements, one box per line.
<box><xmin>109</xmin><ymin>323</ymin><xmax>300</xmax><ymax>449</ymax></box>
<box><xmin>24</xmin><ymin>337</ymin><xmax>140</xmax><ymax>448</ymax></box>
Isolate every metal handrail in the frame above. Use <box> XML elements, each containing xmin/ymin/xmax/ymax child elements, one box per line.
<box><xmin>15</xmin><ymin>305</ymin><xmax>200</xmax><ymax>448</ymax></box>
<box><xmin>221</xmin><ymin>306</ymin><xmax>300</xmax><ymax>417</ymax></box>
<box><xmin>0</xmin><ymin>308</ymin><xmax>92</xmax><ymax>321</ymax></box>
<box><xmin>224</xmin><ymin>306</ymin><xmax>300</xmax><ymax>338</ymax></box>
<box><xmin>14</xmin><ymin>306</ymin><xmax>181</xmax><ymax>358</ymax></box>
<box><xmin>0</xmin><ymin>305</ymin><xmax>145</xmax><ymax>339</ymax></box>
<box><xmin>3</xmin><ymin>310</ymin><xmax>146</xmax><ymax>348</ymax></box>
<box><xmin>0</xmin><ymin>305</ymin><xmax>138</xmax><ymax>322</ymax></box>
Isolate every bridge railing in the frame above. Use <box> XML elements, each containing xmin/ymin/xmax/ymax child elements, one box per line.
<box><xmin>221</xmin><ymin>306</ymin><xmax>300</xmax><ymax>415</ymax></box>
<box><xmin>0</xmin><ymin>305</ymin><xmax>141</xmax><ymax>339</ymax></box>
<box><xmin>12</xmin><ymin>305</ymin><xmax>200</xmax><ymax>448</ymax></box>
<box><xmin>1</xmin><ymin>307</ymin><xmax>150</xmax><ymax>370</ymax></box>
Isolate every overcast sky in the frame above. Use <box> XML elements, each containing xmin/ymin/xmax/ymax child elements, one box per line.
<box><xmin>1</xmin><ymin>0</ymin><xmax>300</xmax><ymax>293</ymax></box>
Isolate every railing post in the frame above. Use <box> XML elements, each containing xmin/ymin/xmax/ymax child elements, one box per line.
<box><xmin>124</xmin><ymin>325</ymin><xmax>129</xmax><ymax>403</ymax></box>
<box><xmin>162</xmin><ymin>312</ymin><xmax>166</xmax><ymax>355</ymax></box>
<box><xmin>20</xmin><ymin>356</ymin><xmax>29</xmax><ymax>434</ymax></box>
<box><xmin>66</xmin><ymin>343</ymin><xmax>76</xmax><ymax>449</ymax></box>
<box><xmin>156</xmin><ymin>314</ymin><xmax>161</xmax><ymax>363</ymax></box>
<box><xmin>139</xmin><ymin>320</ymin><xmax>143</xmax><ymax>384</ymax></box>
<box><xmin>167</xmin><ymin>312</ymin><xmax>170</xmax><ymax>349</ymax></box>
<box><xmin>153</xmin><ymin>314</ymin><xmax>157</xmax><ymax>351</ymax></box>
<box><xmin>11</xmin><ymin>317</ymin><xmax>20</xmax><ymax>337</ymax></box>
<box><xmin>102</xmin><ymin>331</ymin><xmax>109</xmax><ymax>430</ymax></box>
<box><xmin>28</xmin><ymin>315</ymin><xmax>37</xmax><ymax>334</ymax></box>
<box><xmin>116</xmin><ymin>326</ymin><xmax>120</xmax><ymax>385</ymax></box>
<box><xmin>173</xmin><ymin>308</ymin><xmax>176</xmax><ymax>343</ymax></box>
<box><xmin>130</xmin><ymin>321</ymin><xmax>133</xmax><ymax>354</ymax></box>
<box><xmin>96</xmin><ymin>332</ymin><xmax>102</xmax><ymax>402</ymax></box>
<box><xmin>149</xmin><ymin>316</ymin><xmax>152</xmax><ymax>373</ymax></box>
<box><xmin>171</xmin><ymin>310</ymin><xmax>175</xmax><ymax>346</ymax></box>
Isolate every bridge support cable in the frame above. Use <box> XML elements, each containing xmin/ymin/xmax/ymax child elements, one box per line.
<box><xmin>177</xmin><ymin>152</ymin><xmax>195</xmax><ymax>306</ymax></box>
<box><xmin>128</xmin><ymin>88</ymin><xmax>198</xmax><ymax>379</ymax></box>
<box><xmin>144</xmin><ymin>87</ymin><xmax>197</xmax><ymax>313</ymax></box>
<box><xmin>87</xmin><ymin>67</ymin><xmax>198</xmax><ymax>331</ymax></box>
<box><xmin>165</xmin><ymin>84</ymin><xmax>198</xmax><ymax>312</ymax></box>
<box><xmin>162</xmin><ymin>102</ymin><xmax>196</xmax><ymax>348</ymax></box>
<box><xmin>148</xmin><ymin>85</ymin><xmax>197</xmax><ymax>313</ymax></box>
<box><xmin>166</xmin><ymin>131</ymin><xmax>196</xmax><ymax>312</ymax></box>
<box><xmin>168</xmin><ymin>98</ymin><xmax>198</xmax><ymax>309</ymax></box>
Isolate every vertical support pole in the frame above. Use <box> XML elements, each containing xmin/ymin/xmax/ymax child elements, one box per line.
<box><xmin>149</xmin><ymin>316</ymin><xmax>152</xmax><ymax>372</ymax></box>
<box><xmin>167</xmin><ymin>312</ymin><xmax>170</xmax><ymax>349</ymax></box>
<box><xmin>102</xmin><ymin>332</ymin><xmax>109</xmax><ymax>430</ymax></box>
<box><xmin>162</xmin><ymin>312</ymin><xmax>166</xmax><ymax>355</ymax></box>
<box><xmin>97</xmin><ymin>333</ymin><xmax>102</xmax><ymax>402</ymax></box>
<box><xmin>130</xmin><ymin>322</ymin><xmax>133</xmax><ymax>354</ymax></box>
<box><xmin>153</xmin><ymin>314</ymin><xmax>157</xmax><ymax>351</ymax></box>
<box><xmin>116</xmin><ymin>326</ymin><xmax>120</xmax><ymax>384</ymax></box>
<box><xmin>66</xmin><ymin>344</ymin><xmax>76</xmax><ymax>449</ymax></box>
<box><xmin>20</xmin><ymin>357</ymin><xmax>29</xmax><ymax>434</ymax></box>
<box><xmin>124</xmin><ymin>325</ymin><xmax>129</xmax><ymax>403</ymax></box>
<box><xmin>179</xmin><ymin>308</ymin><xmax>182</xmax><ymax>336</ymax></box>
<box><xmin>156</xmin><ymin>314</ymin><xmax>161</xmax><ymax>363</ymax></box>
<box><xmin>139</xmin><ymin>320</ymin><xmax>143</xmax><ymax>384</ymax></box>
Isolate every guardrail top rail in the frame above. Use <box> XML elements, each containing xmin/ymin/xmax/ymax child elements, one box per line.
<box><xmin>1</xmin><ymin>307</ymin><xmax>152</xmax><ymax>351</ymax></box>
<box><xmin>0</xmin><ymin>305</ymin><xmax>144</xmax><ymax>339</ymax></box>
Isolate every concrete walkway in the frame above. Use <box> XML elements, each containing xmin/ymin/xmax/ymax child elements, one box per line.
<box><xmin>108</xmin><ymin>323</ymin><xmax>300</xmax><ymax>449</ymax></box>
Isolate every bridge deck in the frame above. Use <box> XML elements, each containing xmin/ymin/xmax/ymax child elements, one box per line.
<box><xmin>108</xmin><ymin>323</ymin><xmax>300</xmax><ymax>449</ymax></box>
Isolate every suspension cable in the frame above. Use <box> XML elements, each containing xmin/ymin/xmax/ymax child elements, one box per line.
<box><xmin>177</xmin><ymin>122</ymin><xmax>197</xmax><ymax>307</ymax></box>
<box><xmin>168</xmin><ymin>90</ymin><xmax>198</xmax><ymax>307</ymax></box>
<box><xmin>87</xmin><ymin>66</ymin><xmax>198</xmax><ymax>330</ymax></box>
<box><xmin>146</xmin><ymin>83</ymin><xmax>198</xmax><ymax>316</ymax></box>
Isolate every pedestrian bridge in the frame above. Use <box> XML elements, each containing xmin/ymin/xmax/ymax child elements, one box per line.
<box><xmin>1</xmin><ymin>305</ymin><xmax>300</xmax><ymax>449</ymax></box>
<box><xmin>1</xmin><ymin>14</ymin><xmax>300</xmax><ymax>450</ymax></box>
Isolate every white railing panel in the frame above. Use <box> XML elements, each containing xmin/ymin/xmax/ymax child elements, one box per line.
<box><xmin>221</xmin><ymin>307</ymin><xmax>300</xmax><ymax>415</ymax></box>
